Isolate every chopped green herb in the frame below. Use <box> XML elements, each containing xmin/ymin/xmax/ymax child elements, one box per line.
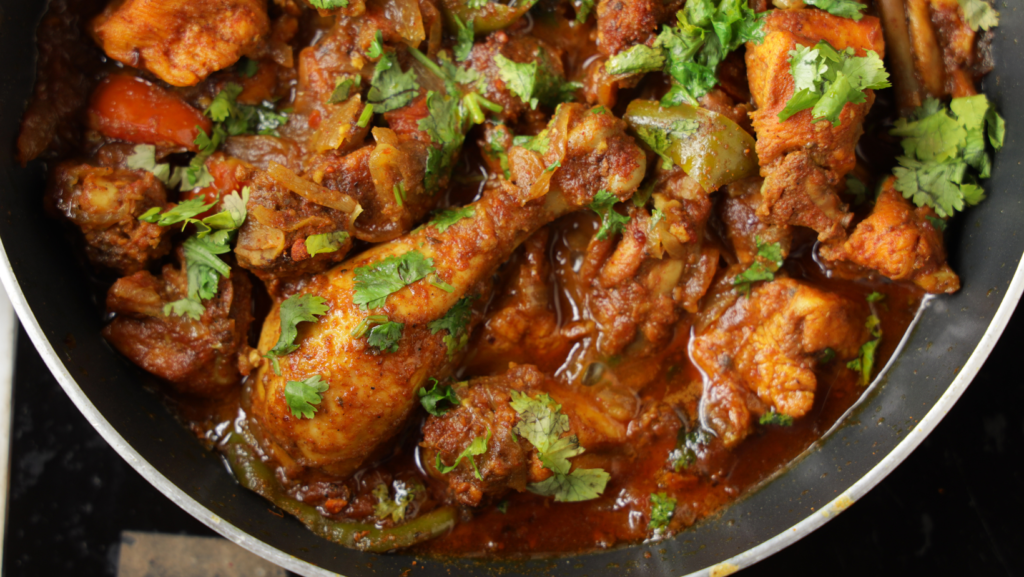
<box><xmin>605</xmin><ymin>45</ymin><xmax>666</xmax><ymax>77</ymax></box>
<box><xmin>759</xmin><ymin>411</ymin><xmax>794</xmax><ymax>426</ymax></box>
<box><xmin>428</xmin><ymin>296</ymin><xmax>473</xmax><ymax>357</ymax></box>
<box><xmin>238</xmin><ymin>57</ymin><xmax>259</xmax><ymax>78</ymax></box>
<box><xmin>495</xmin><ymin>55</ymin><xmax>539</xmax><ymax>109</ymax></box>
<box><xmin>733</xmin><ymin>237</ymin><xmax>784</xmax><ymax>294</ymax></box>
<box><xmin>265</xmin><ymin>294</ymin><xmax>330</xmax><ymax>374</ymax></box>
<box><xmin>649</xmin><ymin>493</ymin><xmax>677</xmax><ymax>531</ymax></box>
<box><xmin>367</xmin><ymin>320</ymin><xmax>404</xmax><ymax>353</ymax></box>
<box><xmin>485</xmin><ymin>126</ymin><xmax>512</xmax><ymax>179</ymax></box>
<box><xmin>182</xmin><ymin>233</ymin><xmax>231</xmax><ymax>302</ymax></box>
<box><xmin>418</xmin><ymin>378</ymin><xmax>460</xmax><ymax>416</ymax></box>
<box><xmin>633</xmin><ymin>120</ymin><xmax>697</xmax><ymax>170</ymax></box>
<box><xmin>431</xmin><ymin>207</ymin><xmax>475</xmax><ymax>232</ymax></box>
<box><xmin>163</xmin><ymin>298</ymin><xmax>205</xmax><ymax>321</ymax></box>
<box><xmin>891</xmin><ymin>95</ymin><xmax>1003</xmax><ymax>217</ymax></box>
<box><xmin>284</xmin><ymin>375</ymin><xmax>329</xmax><ymax>419</ymax></box>
<box><xmin>957</xmin><ymin>0</ymin><xmax>999</xmax><ymax>31</ymax></box>
<box><xmin>329</xmin><ymin>75</ymin><xmax>361</xmax><ymax>104</ymax></box>
<box><xmin>393</xmin><ymin>182</ymin><xmax>406</xmax><ymax>207</ymax></box>
<box><xmin>847</xmin><ymin>314</ymin><xmax>882</xmax><ymax>386</ymax></box>
<box><xmin>452</xmin><ymin>13</ymin><xmax>475</xmax><ymax>62</ymax></box>
<box><xmin>467</xmin><ymin>0</ymin><xmax>488</xmax><ymax>7</ymax></box>
<box><xmin>866</xmin><ymin>291</ymin><xmax>886</xmax><ymax>303</ymax></box>
<box><xmin>669</xmin><ymin>427</ymin><xmax>711</xmax><ymax>471</ymax></box>
<box><xmin>528</xmin><ymin>468</ymin><xmax>611</xmax><ymax>502</ymax></box>
<box><xmin>819</xmin><ymin>347</ymin><xmax>836</xmax><ymax>364</ymax></box>
<box><xmin>127</xmin><ymin>144</ymin><xmax>175</xmax><ymax>186</ymax></box>
<box><xmin>419</xmin><ymin>91</ymin><xmax>465</xmax><ymax>193</ymax></box>
<box><xmin>803</xmin><ymin>0</ymin><xmax>865</xmax><ymax>20</ymax></box>
<box><xmin>435</xmin><ymin>430</ymin><xmax>491</xmax><ymax>479</ymax></box>
<box><xmin>373</xmin><ymin>480</ymin><xmax>420</xmax><ymax>523</ymax></box>
<box><xmin>513</xmin><ymin>131</ymin><xmax>551</xmax><ymax>154</ymax></box>
<box><xmin>589</xmin><ymin>190</ymin><xmax>630</xmax><ymax>241</ymax></box>
<box><xmin>494</xmin><ymin>52</ymin><xmax>580</xmax><ymax>110</ymax></box>
<box><xmin>305</xmin><ymin>231</ymin><xmax>350</xmax><ymax>257</ymax></box>
<box><xmin>352</xmin><ymin>251</ymin><xmax>436</xmax><ymax>310</ymax></box>
<box><xmin>779</xmin><ymin>40</ymin><xmax>891</xmax><ymax>126</ymax></box>
<box><xmin>429</xmin><ymin>275</ymin><xmax>456</xmax><ymax>292</ymax></box>
<box><xmin>545</xmin><ymin>160</ymin><xmax>561</xmax><ymax>172</ymax></box>
<box><xmin>366</xmin><ymin>30</ymin><xmax>384</xmax><ymax>59</ymax></box>
<box><xmin>925</xmin><ymin>215</ymin><xmax>947</xmax><ymax>231</ymax></box>
<box><xmin>574</xmin><ymin>0</ymin><xmax>595</xmax><ymax>22</ymax></box>
<box><xmin>139</xmin><ymin>197</ymin><xmax>216</xmax><ymax>228</ymax></box>
<box><xmin>367</xmin><ymin>52</ymin><xmax>419</xmax><ymax>113</ymax></box>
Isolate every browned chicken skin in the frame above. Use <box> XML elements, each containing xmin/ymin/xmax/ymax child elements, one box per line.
<box><xmin>691</xmin><ymin>277</ymin><xmax>869</xmax><ymax>447</ymax></box>
<box><xmin>90</xmin><ymin>0</ymin><xmax>270</xmax><ymax>87</ymax></box>
<box><xmin>746</xmin><ymin>9</ymin><xmax>886</xmax><ymax>241</ymax></box>
<box><xmin>104</xmin><ymin>261</ymin><xmax>253</xmax><ymax>397</ymax></box>
<box><xmin>47</xmin><ymin>161</ymin><xmax>172</xmax><ymax>275</ymax></box>
<box><xmin>820</xmin><ymin>177</ymin><xmax>960</xmax><ymax>294</ymax></box>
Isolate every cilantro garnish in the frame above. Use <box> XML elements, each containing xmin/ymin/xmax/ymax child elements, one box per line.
<box><xmin>574</xmin><ymin>0</ymin><xmax>595</xmax><ymax>22</ymax></box>
<box><xmin>367</xmin><ymin>52</ymin><xmax>419</xmax><ymax>113</ymax></box>
<box><xmin>668</xmin><ymin>427</ymin><xmax>711</xmax><ymax>471</ymax></box>
<box><xmin>605</xmin><ymin>45</ymin><xmax>666</xmax><ymax>77</ymax></box>
<box><xmin>818</xmin><ymin>347</ymin><xmax>836</xmax><ymax>364</ymax></box>
<box><xmin>367</xmin><ymin>30</ymin><xmax>384</xmax><ymax>59</ymax></box>
<box><xmin>759</xmin><ymin>411</ymin><xmax>794</xmax><ymax>426</ymax></box>
<box><xmin>926</xmin><ymin>215</ymin><xmax>947</xmax><ymax>231</ymax></box>
<box><xmin>139</xmin><ymin>197</ymin><xmax>216</xmax><ymax>229</ymax></box>
<box><xmin>305</xmin><ymin>231</ymin><xmax>349</xmax><ymax>257</ymax></box>
<box><xmin>182</xmin><ymin>233</ymin><xmax>231</xmax><ymax>302</ymax></box>
<box><xmin>485</xmin><ymin>125</ymin><xmax>512</xmax><ymax>179</ymax></box>
<box><xmin>366</xmin><ymin>320</ymin><xmax>404</xmax><ymax>353</ymax></box>
<box><xmin>509</xmin><ymin>391</ymin><xmax>610</xmax><ymax>502</ymax></box>
<box><xmin>329</xmin><ymin>75</ymin><xmax>361</xmax><ymax>104</ymax></box>
<box><xmin>140</xmin><ymin>188</ymin><xmax>250</xmax><ymax>236</ymax></box>
<box><xmin>452</xmin><ymin>13</ymin><xmax>475</xmax><ymax>62</ymax></box>
<box><xmin>309</xmin><ymin>0</ymin><xmax>349</xmax><ymax>8</ymax></box>
<box><xmin>733</xmin><ymin>237</ymin><xmax>784</xmax><ymax>294</ymax></box>
<box><xmin>847</xmin><ymin>314</ymin><xmax>881</xmax><ymax>386</ymax></box>
<box><xmin>436</xmin><ymin>430</ymin><xmax>491</xmax><ymax>480</ymax></box>
<box><xmin>957</xmin><ymin>0</ymin><xmax>999</xmax><ymax>31</ymax></box>
<box><xmin>866</xmin><ymin>291</ymin><xmax>885</xmax><ymax>303</ymax></box>
<box><xmin>467</xmin><ymin>0</ymin><xmax>488</xmax><ymax>7</ymax></box>
<box><xmin>779</xmin><ymin>40</ymin><xmax>890</xmax><ymax>126</ymax></box>
<box><xmin>494</xmin><ymin>53</ymin><xmax>581</xmax><ymax>110</ymax></box>
<box><xmin>589</xmin><ymin>190</ymin><xmax>630</xmax><ymax>241</ymax></box>
<box><xmin>419</xmin><ymin>91</ymin><xmax>465</xmax><ymax>193</ymax></box>
<box><xmin>418</xmin><ymin>378</ymin><xmax>460</xmax><ymax>416</ymax></box>
<box><xmin>352</xmin><ymin>251</ymin><xmax>436</xmax><ymax>310</ymax></box>
<box><xmin>428</xmin><ymin>296</ymin><xmax>473</xmax><ymax>357</ymax></box>
<box><xmin>265</xmin><ymin>294</ymin><xmax>330</xmax><ymax>374</ymax></box>
<box><xmin>163</xmin><ymin>298</ymin><xmax>205</xmax><ymax>321</ymax></box>
<box><xmin>206</xmin><ymin>83</ymin><xmax>289</xmax><ymax>137</ymax></box>
<box><xmin>513</xmin><ymin>131</ymin><xmax>550</xmax><ymax>154</ymax></box>
<box><xmin>891</xmin><ymin>95</ymin><xmax>1003</xmax><ymax>217</ymax></box>
<box><xmin>431</xmin><ymin>207</ymin><xmax>475</xmax><ymax>232</ymax></box>
<box><xmin>356</xmin><ymin>103</ymin><xmax>374</xmax><ymax>128</ymax></box>
<box><xmin>803</xmin><ymin>0</ymin><xmax>865</xmax><ymax>20</ymax></box>
<box><xmin>127</xmin><ymin>144</ymin><xmax>173</xmax><ymax>186</ymax></box>
<box><xmin>649</xmin><ymin>493</ymin><xmax>676</xmax><ymax>531</ymax></box>
<box><xmin>238</xmin><ymin>58</ymin><xmax>259</xmax><ymax>78</ymax></box>
<box><xmin>284</xmin><ymin>375</ymin><xmax>329</xmax><ymax>419</ymax></box>
<box><xmin>373</xmin><ymin>480</ymin><xmax>420</xmax><ymax>523</ymax></box>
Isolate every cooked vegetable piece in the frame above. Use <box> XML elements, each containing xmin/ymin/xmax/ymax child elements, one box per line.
<box><xmin>87</xmin><ymin>75</ymin><xmax>212</xmax><ymax>150</ymax></box>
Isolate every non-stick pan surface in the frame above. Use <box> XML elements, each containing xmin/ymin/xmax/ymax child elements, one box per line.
<box><xmin>1</xmin><ymin>1</ymin><xmax>1021</xmax><ymax>575</ymax></box>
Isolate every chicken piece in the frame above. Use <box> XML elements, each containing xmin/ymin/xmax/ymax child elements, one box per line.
<box><xmin>90</xmin><ymin>0</ymin><xmax>270</xmax><ymax>87</ymax></box>
<box><xmin>234</xmin><ymin>169</ymin><xmax>355</xmax><ymax>287</ymax></box>
<box><xmin>103</xmin><ymin>263</ymin><xmax>253</xmax><ymax>398</ymax></box>
<box><xmin>470</xmin><ymin>228</ymin><xmax>573</xmax><ymax>372</ymax></box>
<box><xmin>691</xmin><ymin>277</ymin><xmax>869</xmax><ymax>447</ymax></box>
<box><xmin>420</xmin><ymin>365</ymin><xmax>629</xmax><ymax>507</ymax></box>
<box><xmin>581</xmin><ymin>171</ymin><xmax>718</xmax><ymax>357</ymax></box>
<box><xmin>819</xmin><ymin>177</ymin><xmax>960</xmax><ymax>294</ymax></box>
<box><xmin>46</xmin><ymin>161</ymin><xmax>172</xmax><ymax>275</ymax></box>
<box><xmin>462</xmin><ymin>31</ymin><xmax>569</xmax><ymax>126</ymax></box>
<box><xmin>746</xmin><ymin>9</ymin><xmax>885</xmax><ymax>241</ymax></box>
<box><xmin>246</xmin><ymin>104</ymin><xmax>646</xmax><ymax>478</ymax></box>
<box><xmin>718</xmin><ymin>176</ymin><xmax>793</xmax><ymax>266</ymax></box>
<box><xmin>596</xmin><ymin>0</ymin><xmax>664</xmax><ymax>57</ymax></box>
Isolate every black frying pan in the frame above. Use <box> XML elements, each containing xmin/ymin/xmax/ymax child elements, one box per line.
<box><xmin>0</xmin><ymin>1</ymin><xmax>1021</xmax><ymax>575</ymax></box>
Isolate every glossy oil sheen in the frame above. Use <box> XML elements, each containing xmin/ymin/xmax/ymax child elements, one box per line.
<box><xmin>0</xmin><ymin>1</ymin><xmax>1020</xmax><ymax>575</ymax></box>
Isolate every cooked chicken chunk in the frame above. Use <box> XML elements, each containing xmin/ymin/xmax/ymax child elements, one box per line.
<box><xmin>746</xmin><ymin>9</ymin><xmax>885</xmax><ymax>241</ymax></box>
<box><xmin>420</xmin><ymin>365</ymin><xmax>628</xmax><ymax>507</ymax></box>
<box><xmin>90</xmin><ymin>0</ymin><xmax>270</xmax><ymax>87</ymax></box>
<box><xmin>718</xmin><ymin>176</ymin><xmax>793</xmax><ymax>266</ymax></box>
<box><xmin>247</xmin><ymin>104</ymin><xmax>646</xmax><ymax>479</ymax></box>
<box><xmin>596</xmin><ymin>0</ymin><xmax>664</xmax><ymax>57</ymax></box>
<box><xmin>103</xmin><ymin>263</ymin><xmax>253</xmax><ymax>398</ymax></box>
<box><xmin>46</xmin><ymin>161</ymin><xmax>172</xmax><ymax>275</ymax></box>
<box><xmin>819</xmin><ymin>177</ymin><xmax>960</xmax><ymax>294</ymax></box>
<box><xmin>691</xmin><ymin>277</ymin><xmax>869</xmax><ymax>447</ymax></box>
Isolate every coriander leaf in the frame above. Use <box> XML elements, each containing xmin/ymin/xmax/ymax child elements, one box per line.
<box><xmin>574</xmin><ymin>0</ymin><xmax>596</xmax><ymax>22</ymax></box>
<box><xmin>891</xmin><ymin>100</ymin><xmax>965</xmax><ymax>162</ymax></box>
<box><xmin>649</xmin><ymin>493</ymin><xmax>676</xmax><ymax>530</ymax></box>
<box><xmin>352</xmin><ymin>251</ymin><xmax>436</xmax><ymax>309</ymax></box>
<box><xmin>418</xmin><ymin>378</ymin><xmax>460</xmax><ymax>416</ymax></box>
<box><xmin>284</xmin><ymin>375</ymin><xmax>329</xmax><ymax>419</ymax></box>
<box><xmin>367</xmin><ymin>52</ymin><xmax>419</xmax><ymax>113</ymax></box>
<box><xmin>494</xmin><ymin>54</ymin><xmax>539</xmax><ymax>109</ymax></box>
<box><xmin>759</xmin><ymin>411</ymin><xmax>794</xmax><ymax>426</ymax></box>
<box><xmin>127</xmin><ymin>144</ymin><xmax>175</xmax><ymax>186</ymax></box>
<box><xmin>238</xmin><ymin>57</ymin><xmax>259</xmax><ymax>78</ymax></box>
<box><xmin>206</xmin><ymin>84</ymin><xmax>244</xmax><ymax>123</ymax></box>
<box><xmin>804</xmin><ymin>0</ymin><xmax>865</xmax><ymax>20</ymax></box>
<box><xmin>485</xmin><ymin>126</ymin><xmax>512</xmax><ymax>179</ymax></box>
<box><xmin>635</xmin><ymin>126</ymin><xmax>674</xmax><ymax>170</ymax></box>
<box><xmin>779</xmin><ymin>40</ymin><xmax>890</xmax><ymax>126</ymax></box>
<box><xmin>538</xmin><ymin>434</ymin><xmax>584</xmax><ymax>475</ymax></box>
<box><xmin>510</xmin><ymin>391</ymin><xmax>570</xmax><ymax>453</ymax></box>
<box><xmin>309</xmin><ymin>0</ymin><xmax>350</xmax><ymax>8</ymax></box>
<box><xmin>419</xmin><ymin>91</ymin><xmax>465</xmax><ymax>193</ymax></box>
<box><xmin>200</xmin><ymin>187</ymin><xmax>250</xmax><ymax>231</ymax></box>
<box><xmin>305</xmin><ymin>231</ymin><xmax>350</xmax><ymax>256</ymax></box>
<box><xmin>986</xmin><ymin>107</ymin><xmax>1005</xmax><ymax>149</ymax></box>
<box><xmin>367</xmin><ymin>30</ymin><xmax>384</xmax><ymax>59</ymax></box>
<box><xmin>847</xmin><ymin>314</ymin><xmax>881</xmax><ymax>386</ymax></box>
<box><xmin>182</xmin><ymin>234</ymin><xmax>231</xmax><ymax>303</ymax></box>
<box><xmin>589</xmin><ymin>190</ymin><xmax>630</xmax><ymax>241</ymax></box>
<box><xmin>513</xmin><ymin>131</ymin><xmax>550</xmax><ymax>154</ymax></box>
<box><xmin>452</xmin><ymin>14</ymin><xmax>475</xmax><ymax>62</ymax></box>
<box><xmin>957</xmin><ymin>0</ymin><xmax>999</xmax><ymax>31</ymax></box>
<box><xmin>329</xmin><ymin>76</ymin><xmax>361</xmax><ymax>104</ymax></box>
<box><xmin>528</xmin><ymin>468</ymin><xmax>610</xmax><ymax>502</ymax></box>
<box><xmin>818</xmin><ymin>347</ymin><xmax>836</xmax><ymax>364</ymax></box>
<box><xmin>435</xmin><ymin>430</ymin><xmax>491</xmax><ymax>480</ymax></box>
<box><xmin>427</xmin><ymin>296</ymin><xmax>473</xmax><ymax>357</ymax></box>
<box><xmin>925</xmin><ymin>215</ymin><xmax>947</xmax><ymax>231</ymax></box>
<box><xmin>866</xmin><ymin>291</ymin><xmax>886</xmax><ymax>303</ymax></box>
<box><xmin>431</xmin><ymin>207</ymin><xmax>475</xmax><ymax>232</ymax></box>
<box><xmin>265</xmin><ymin>294</ymin><xmax>330</xmax><ymax>373</ymax></box>
<box><xmin>366</xmin><ymin>320</ymin><xmax>404</xmax><ymax>353</ymax></box>
<box><xmin>373</xmin><ymin>480</ymin><xmax>420</xmax><ymax>523</ymax></box>
<box><xmin>139</xmin><ymin>197</ymin><xmax>216</xmax><ymax>228</ymax></box>
<box><xmin>163</xmin><ymin>298</ymin><xmax>205</xmax><ymax>321</ymax></box>
<box><xmin>733</xmin><ymin>237</ymin><xmax>783</xmax><ymax>293</ymax></box>
<box><xmin>605</xmin><ymin>44</ymin><xmax>666</xmax><ymax>76</ymax></box>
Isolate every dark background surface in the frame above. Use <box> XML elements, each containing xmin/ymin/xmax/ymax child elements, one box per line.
<box><xmin>3</xmin><ymin>301</ymin><xmax>1022</xmax><ymax>577</ymax></box>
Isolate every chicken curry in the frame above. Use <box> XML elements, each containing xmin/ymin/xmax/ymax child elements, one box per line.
<box><xmin>18</xmin><ymin>0</ymin><xmax>1002</xmax><ymax>556</ymax></box>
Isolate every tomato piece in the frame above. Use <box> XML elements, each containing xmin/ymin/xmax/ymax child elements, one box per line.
<box><xmin>182</xmin><ymin>155</ymin><xmax>253</xmax><ymax>217</ymax></box>
<box><xmin>87</xmin><ymin>75</ymin><xmax>212</xmax><ymax>150</ymax></box>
